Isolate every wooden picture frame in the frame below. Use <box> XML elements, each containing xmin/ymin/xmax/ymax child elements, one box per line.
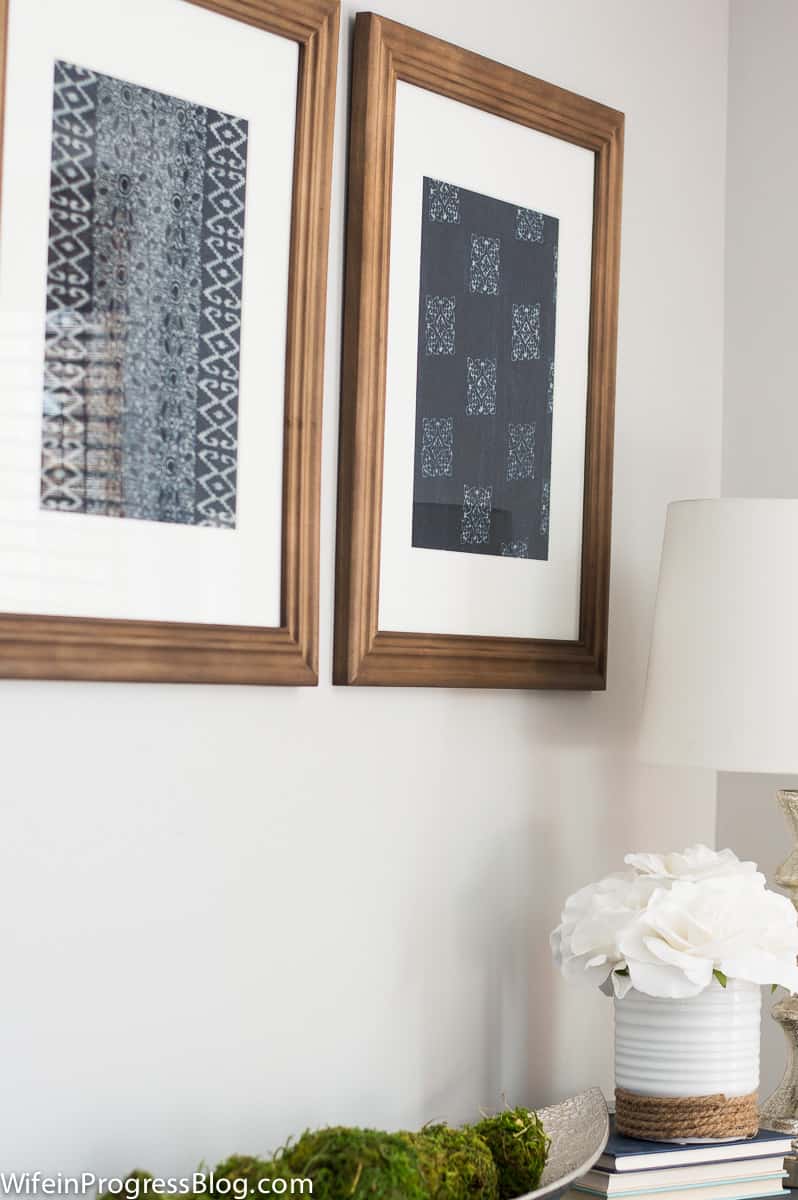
<box><xmin>0</xmin><ymin>0</ymin><xmax>339</xmax><ymax>685</ymax></box>
<box><xmin>334</xmin><ymin>13</ymin><xmax>624</xmax><ymax>689</ymax></box>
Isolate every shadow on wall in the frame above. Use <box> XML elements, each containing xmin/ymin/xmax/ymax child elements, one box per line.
<box><xmin>415</xmin><ymin>810</ymin><xmax>549</xmax><ymax>1121</ymax></box>
<box><xmin>411</xmin><ymin>751</ymin><xmax>639</xmax><ymax>1121</ymax></box>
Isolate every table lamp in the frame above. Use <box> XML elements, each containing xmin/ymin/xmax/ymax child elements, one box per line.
<box><xmin>639</xmin><ymin>498</ymin><xmax>798</xmax><ymax>1146</ymax></box>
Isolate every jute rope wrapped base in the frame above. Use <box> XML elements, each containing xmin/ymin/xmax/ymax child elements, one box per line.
<box><xmin>615</xmin><ymin>1087</ymin><xmax>759</xmax><ymax>1141</ymax></box>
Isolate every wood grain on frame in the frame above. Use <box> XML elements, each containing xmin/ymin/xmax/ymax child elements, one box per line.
<box><xmin>334</xmin><ymin>13</ymin><xmax>624</xmax><ymax>689</ymax></box>
<box><xmin>0</xmin><ymin>0</ymin><xmax>339</xmax><ymax>684</ymax></box>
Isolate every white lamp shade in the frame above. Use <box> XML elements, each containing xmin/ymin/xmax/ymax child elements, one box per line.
<box><xmin>639</xmin><ymin>499</ymin><xmax>798</xmax><ymax>774</ymax></box>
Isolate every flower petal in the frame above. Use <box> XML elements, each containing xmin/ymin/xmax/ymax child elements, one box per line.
<box><xmin>627</xmin><ymin>958</ymin><xmax>707</xmax><ymax>999</ymax></box>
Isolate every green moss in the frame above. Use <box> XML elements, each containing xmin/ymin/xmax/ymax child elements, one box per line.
<box><xmin>284</xmin><ymin>1126</ymin><xmax>427</xmax><ymax>1199</ymax></box>
<box><xmin>471</xmin><ymin>1108</ymin><xmax>550</xmax><ymax>1200</ymax></box>
<box><xmin>402</xmin><ymin>1125</ymin><xmax>499</xmax><ymax>1200</ymax></box>
<box><xmin>212</xmin><ymin>1155</ymin><xmax>296</xmax><ymax>1195</ymax></box>
<box><xmin>109</xmin><ymin>1109</ymin><xmax>548</xmax><ymax>1200</ymax></box>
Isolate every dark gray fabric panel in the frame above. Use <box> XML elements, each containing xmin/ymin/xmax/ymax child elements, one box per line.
<box><xmin>41</xmin><ymin>61</ymin><xmax>248</xmax><ymax>529</ymax></box>
<box><xmin>411</xmin><ymin>177</ymin><xmax>558</xmax><ymax>561</ymax></box>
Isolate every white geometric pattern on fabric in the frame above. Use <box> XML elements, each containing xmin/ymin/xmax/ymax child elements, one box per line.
<box><xmin>466</xmin><ymin>356</ymin><xmax>497</xmax><ymax>415</ymax></box>
<box><xmin>42</xmin><ymin>62</ymin><xmax>97</xmax><ymax>513</ymax></box>
<box><xmin>511</xmin><ymin>303</ymin><xmax>541</xmax><ymax>361</ymax></box>
<box><xmin>429</xmin><ymin>179</ymin><xmax>460</xmax><ymax>224</ymax></box>
<box><xmin>424</xmin><ymin>295</ymin><xmax>456</xmax><ymax>355</ymax></box>
<box><xmin>516</xmin><ymin>206</ymin><xmax>545</xmax><ymax>242</ymax></box>
<box><xmin>507</xmin><ymin>422</ymin><xmax>536</xmax><ymax>480</ymax></box>
<box><xmin>461</xmin><ymin>484</ymin><xmax>492</xmax><ymax>544</ymax></box>
<box><xmin>421</xmin><ymin>417</ymin><xmax>454</xmax><ymax>478</ymax></box>
<box><xmin>469</xmin><ymin>234</ymin><xmax>501</xmax><ymax>295</ymax></box>
<box><xmin>501</xmin><ymin>540</ymin><xmax>529</xmax><ymax>558</ymax></box>
<box><xmin>540</xmin><ymin>480</ymin><xmax>550</xmax><ymax>535</ymax></box>
<box><xmin>195</xmin><ymin>110</ymin><xmax>248</xmax><ymax>528</ymax></box>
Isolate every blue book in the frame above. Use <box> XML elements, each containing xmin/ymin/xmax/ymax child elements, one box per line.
<box><xmin>597</xmin><ymin>1119</ymin><xmax>794</xmax><ymax>1172</ymax></box>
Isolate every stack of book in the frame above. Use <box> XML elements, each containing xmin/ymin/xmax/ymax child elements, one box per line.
<box><xmin>567</xmin><ymin>1120</ymin><xmax>794</xmax><ymax>1200</ymax></box>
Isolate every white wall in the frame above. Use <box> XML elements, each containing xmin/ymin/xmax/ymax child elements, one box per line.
<box><xmin>718</xmin><ymin>0</ymin><xmax>798</xmax><ymax>1103</ymax></box>
<box><xmin>0</xmin><ymin>0</ymin><xmax>728</xmax><ymax>1174</ymax></box>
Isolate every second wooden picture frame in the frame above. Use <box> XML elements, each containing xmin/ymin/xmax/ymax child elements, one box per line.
<box><xmin>334</xmin><ymin>13</ymin><xmax>624</xmax><ymax>690</ymax></box>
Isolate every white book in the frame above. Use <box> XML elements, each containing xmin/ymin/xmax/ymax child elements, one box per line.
<box><xmin>569</xmin><ymin>1177</ymin><xmax>786</xmax><ymax>1200</ymax></box>
<box><xmin>576</xmin><ymin>1161</ymin><xmax>788</xmax><ymax>1197</ymax></box>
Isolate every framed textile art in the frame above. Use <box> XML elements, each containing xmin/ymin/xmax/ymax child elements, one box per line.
<box><xmin>0</xmin><ymin>0</ymin><xmax>339</xmax><ymax>683</ymax></box>
<box><xmin>334</xmin><ymin>14</ymin><xmax>624</xmax><ymax>689</ymax></box>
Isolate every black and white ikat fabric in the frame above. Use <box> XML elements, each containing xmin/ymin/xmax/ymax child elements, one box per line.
<box><xmin>412</xmin><ymin>177</ymin><xmax>558</xmax><ymax>560</ymax></box>
<box><xmin>40</xmin><ymin>61</ymin><xmax>248</xmax><ymax>528</ymax></box>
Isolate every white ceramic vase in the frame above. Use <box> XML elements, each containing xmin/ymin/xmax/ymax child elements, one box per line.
<box><xmin>615</xmin><ymin>979</ymin><xmax>761</xmax><ymax>1101</ymax></box>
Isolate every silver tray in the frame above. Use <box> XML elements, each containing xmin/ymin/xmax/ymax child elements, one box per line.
<box><xmin>514</xmin><ymin>1088</ymin><xmax>609</xmax><ymax>1200</ymax></box>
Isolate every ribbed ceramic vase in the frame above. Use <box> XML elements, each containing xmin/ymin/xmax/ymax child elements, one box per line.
<box><xmin>614</xmin><ymin>980</ymin><xmax>761</xmax><ymax>1142</ymax></box>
